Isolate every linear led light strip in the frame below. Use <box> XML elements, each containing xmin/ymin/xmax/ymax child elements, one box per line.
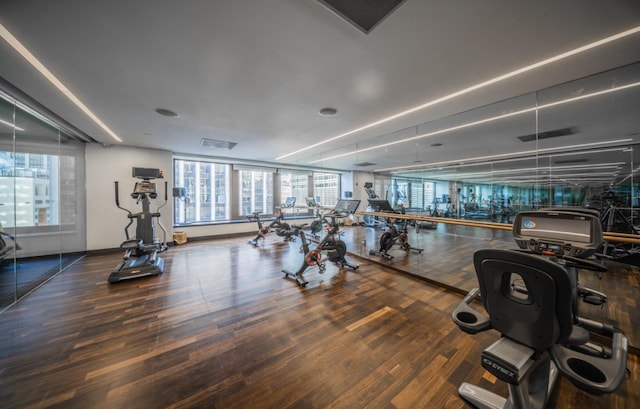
<box><xmin>421</xmin><ymin>163</ymin><xmax>623</xmax><ymax>180</ymax></box>
<box><xmin>277</xmin><ymin>25</ymin><xmax>640</xmax><ymax>161</ymax></box>
<box><xmin>310</xmin><ymin>81</ymin><xmax>640</xmax><ymax>165</ymax></box>
<box><xmin>393</xmin><ymin>147</ymin><xmax>630</xmax><ymax>174</ymax></box>
<box><xmin>0</xmin><ymin>118</ymin><xmax>25</xmax><ymax>131</ymax></box>
<box><xmin>440</xmin><ymin>164</ymin><xmax>624</xmax><ymax>179</ymax></box>
<box><xmin>376</xmin><ymin>138</ymin><xmax>632</xmax><ymax>173</ymax></box>
<box><xmin>0</xmin><ymin>23</ymin><xmax>123</xmax><ymax>142</ymax></box>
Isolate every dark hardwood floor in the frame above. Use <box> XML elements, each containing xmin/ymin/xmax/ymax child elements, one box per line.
<box><xmin>0</xmin><ymin>229</ymin><xmax>638</xmax><ymax>408</ymax></box>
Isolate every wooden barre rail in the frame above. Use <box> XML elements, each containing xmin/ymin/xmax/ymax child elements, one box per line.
<box><xmin>356</xmin><ymin>211</ymin><xmax>640</xmax><ymax>245</ymax></box>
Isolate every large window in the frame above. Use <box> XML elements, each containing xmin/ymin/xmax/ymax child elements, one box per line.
<box><xmin>313</xmin><ymin>172</ymin><xmax>340</xmax><ymax>207</ymax></box>
<box><xmin>239</xmin><ymin>170</ymin><xmax>274</xmax><ymax>216</ymax></box>
<box><xmin>173</xmin><ymin>160</ymin><xmax>341</xmax><ymax>223</ymax></box>
<box><xmin>0</xmin><ymin>152</ymin><xmax>59</xmax><ymax>227</ymax></box>
<box><xmin>174</xmin><ymin>159</ymin><xmax>231</xmax><ymax>223</ymax></box>
<box><xmin>280</xmin><ymin>171</ymin><xmax>309</xmax><ymax>208</ymax></box>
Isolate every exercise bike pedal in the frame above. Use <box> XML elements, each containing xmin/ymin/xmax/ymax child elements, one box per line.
<box><xmin>583</xmin><ymin>295</ymin><xmax>606</xmax><ymax>306</ymax></box>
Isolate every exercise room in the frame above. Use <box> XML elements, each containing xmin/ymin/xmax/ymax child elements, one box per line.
<box><xmin>0</xmin><ymin>1</ymin><xmax>639</xmax><ymax>408</ymax></box>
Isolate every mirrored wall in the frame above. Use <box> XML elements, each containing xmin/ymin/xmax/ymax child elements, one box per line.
<box><xmin>0</xmin><ymin>87</ymin><xmax>87</xmax><ymax>312</ymax></box>
<box><xmin>337</xmin><ymin>62</ymin><xmax>640</xmax><ymax>348</ymax></box>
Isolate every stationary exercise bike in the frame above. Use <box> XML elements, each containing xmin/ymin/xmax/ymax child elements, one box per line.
<box><xmin>451</xmin><ymin>209</ymin><xmax>628</xmax><ymax>409</ymax></box>
<box><xmin>0</xmin><ymin>222</ymin><xmax>20</xmax><ymax>263</ymax></box>
<box><xmin>305</xmin><ymin>197</ymin><xmax>324</xmax><ymax>239</ymax></box>
<box><xmin>109</xmin><ymin>167</ymin><xmax>168</xmax><ymax>284</ymax></box>
<box><xmin>368</xmin><ymin>199</ymin><xmax>423</xmax><ymax>260</ymax></box>
<box><xmin>248</xmin><ymin>197</ymin><xmax>297</xmax><ymax>246</ymax></box>
<box><xmin>283</xmin><ymin>199</ymin><xmax>360</xmax><ymax>287</ymax></box>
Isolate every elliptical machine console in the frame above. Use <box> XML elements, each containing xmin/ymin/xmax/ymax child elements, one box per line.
<box><xmin>512</xmin><ymin>210</ymin><xmax>602</xmax><ymax>258</ymax></box>
<box><xmin>109</xmin><ymin>167</ymin><xmax>168</xmax><ymax>284</ymax></box>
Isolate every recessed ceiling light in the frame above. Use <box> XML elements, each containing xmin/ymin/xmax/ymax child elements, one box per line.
<box><xmin>319</xmin><ymin>107</ymin><xmax>338</xmax><ymax>117</ymax></box>
<box><xmin>155</xmin><ymin>108</ymin><xmax>179</xmax><ymax>117</ymax></box>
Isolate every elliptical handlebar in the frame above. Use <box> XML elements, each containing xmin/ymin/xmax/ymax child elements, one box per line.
<box><xmin>114</xmin><ymin>181</ymin><xmax>134</xmax><ymax>240</ymax></box>
<box><xmin>155</xmin><ymin>181</ymin><xmax>168</xmax><ymax>250</ymax></box>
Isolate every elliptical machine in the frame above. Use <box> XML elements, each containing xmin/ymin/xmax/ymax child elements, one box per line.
<box><xmin>109</xmin><ymin>167</ymin><xmax>168</xmax><ymax>284</ymax></box>
<box><xmin>282</xmin><ymin>199</ymin><xmax>360</xmax><ymax>287</ymax></box>
<box><xmin>451</xmin><ymin>209</ymin><xmax>628</xmax><ymax>409</ymax></box>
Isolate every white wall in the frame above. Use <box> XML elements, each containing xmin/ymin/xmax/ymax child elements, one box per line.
<box><xmin>86</xmin><ymin>144</ymin><xmax>173</xmax><ymax>251</ymax></box>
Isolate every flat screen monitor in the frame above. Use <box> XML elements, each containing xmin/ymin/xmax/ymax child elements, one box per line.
<box><xmin>305</xmin><ymin>197</ymin><xmax>318</xmax><ymax>207</ymax></box>
<box><xmin>334</xmin><ymin>199</ymin><xmax>360</xmax><ymax>214</ymax></box>
<box><xmin>282</xmin><ymin>197</ymin><xmax>296</xmax><ymax>208</ymax></box>
<box><xmin>367</xmin><ymin>199</ymin><xmax>395</xmax><ymax>213</ymax></box>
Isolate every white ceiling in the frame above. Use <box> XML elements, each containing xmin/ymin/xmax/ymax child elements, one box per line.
<box><xmin>1</xmin><ymin>0</ymin><xmax>639</xmax><ymax>178</ymax></box>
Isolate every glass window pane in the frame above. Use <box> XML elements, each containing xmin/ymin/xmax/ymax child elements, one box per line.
<box><xmin>173</xmin><ymin>159</ymin><xmax>231</xmax><ymax>223</ymax></box>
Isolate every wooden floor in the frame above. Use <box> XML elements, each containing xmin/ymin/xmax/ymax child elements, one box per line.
<box><xmin>0</xmin><ymin>231</ymin><xmax>638</xmax><ymax>408</ymax></box>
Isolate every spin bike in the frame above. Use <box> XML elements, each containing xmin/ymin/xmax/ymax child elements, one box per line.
<box><xmin>0</xmin><ymin>222</ymin><xmax>20</xmax><ymax>262</ymax></box>
<box><xmin>248</xmin><ymin>197</ymin><xmax>296</xmax><ymax>246</ymax></box>
<box><xmin>368</xmin><ymin>200</ymin><xmax>423</xmax><ymax>260</ymax></box>
<box><xmin>109</xmin><ymin>167</ymin><xmax>168</xmax><ymax>284</ymax></box>
<box><xmin>305</xmin><ymin>197</ymin><xmax>324</xmax><ymax>239</ymax></box>
<box><xmin>283</xmin><ymin>199</ymin><xmax>360</xmax><ymax>287</ymax></box>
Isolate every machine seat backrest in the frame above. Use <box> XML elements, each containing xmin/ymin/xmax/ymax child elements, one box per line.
<box><xmin>473</xmin><ymin>249</ymin><xmax>574</xmax><ymax>352</ymax></box>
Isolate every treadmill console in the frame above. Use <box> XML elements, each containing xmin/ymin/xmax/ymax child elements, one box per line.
<box><xmin>512</xmin><ymin>210</ymin><xmax>603</xmax><ymax>258</ymax></box>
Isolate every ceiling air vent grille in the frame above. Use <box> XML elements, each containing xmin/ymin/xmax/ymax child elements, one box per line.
<box><xmin>200</xmin><ymin>138</ymin><xmax>237</xmax><ymax>150</ymax></box>
<box><xmin>317</xmin><ymin>0</ymin><xmax>408</xmax><ymax>34</ymax></box>
<box><xmin>355</xmin><ymin>162</ymin><xmax>377</xmax><ymax>167</ymax></box>
<box><xmin>517</xmin><ymin>127</ymin><xmax>577</xmax><ymax>143</ymax></box>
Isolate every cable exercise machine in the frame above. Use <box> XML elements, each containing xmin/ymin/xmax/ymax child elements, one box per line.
<box><xmin>247</xmin><ymin>197</ymin><xmax>297</xmax><ymax>246</ymax></box>
<box><xmin>367</xmin><ymin>198</ymin><xmax>423</xmax><ymax>260</ymax></box>
<box><xmin>452</xmin><ymin>209</ymin><xmax>627</xmax><ymax>408</ymax></box>
<box><xmin>282</xmin><ymin>199</ymin><xmax>360</xmax><ymax>287</ymax></box>
<box><xmin>109</xmin><ymin>167</ymin><xmax>168</xmax><ymax>284</ymax></box>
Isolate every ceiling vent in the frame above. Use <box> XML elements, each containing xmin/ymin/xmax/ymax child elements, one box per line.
<box><xmin>200</xmin><ymin>138</ymin><xmax>237</xmax><ymax>150</ymax></box>
<box><xmin>517</xmin><ymin>127</ymin><xmax>577</xmax><ymax>143</ymax></box>
<box><xmin>354</xmin><ymin>161</ymin><xmax>377</xmax><ymax>167</ymax></box>
<box><xmin>317</xmin><ymin>0</ymin><xmax>408</xmax><ymax>34</ymax></box>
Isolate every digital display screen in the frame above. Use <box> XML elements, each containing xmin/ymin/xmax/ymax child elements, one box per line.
<box><xmin>334</xmin><ymin>199</ymin><xmax>360</xmax><ymax>214</ymax></box>
<box><xmin>519</xmin><ymin>215</ymin><xmax>592</xmax><ymax>243</ymax></box>
<box><xmin>133</xmin><ymin>181</ymin><xmax>156</xmax><ymax>194</ymax></box>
